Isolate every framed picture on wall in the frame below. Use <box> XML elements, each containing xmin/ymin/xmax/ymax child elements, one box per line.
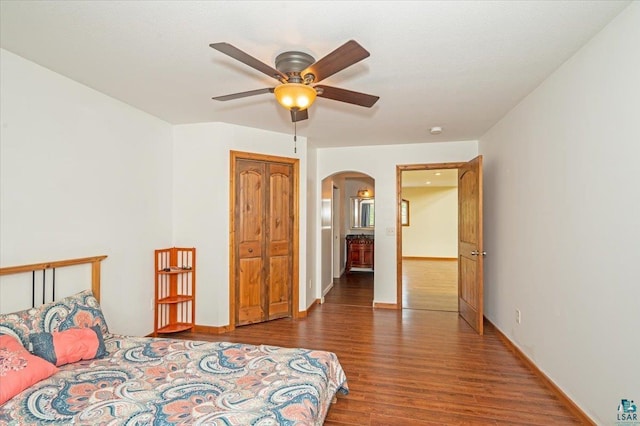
<box><xmin>401</xmin><ymin>199</ymin><xmax>410</xmax><ymax>226</ymax></box>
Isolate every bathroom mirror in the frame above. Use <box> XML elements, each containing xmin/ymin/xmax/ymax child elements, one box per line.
<box><xmin>350</xmin><ymin>197</ymin><xmax>375</xmax><ymax>229</ymax></box>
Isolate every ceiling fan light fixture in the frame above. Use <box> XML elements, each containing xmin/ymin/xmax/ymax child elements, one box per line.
<box><xmin>274</xmin><ymin>83</ymin><xmax>317</xmax><ymax>111</ymax></box>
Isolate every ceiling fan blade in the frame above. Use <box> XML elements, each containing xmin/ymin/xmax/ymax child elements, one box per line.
<box><xmin>212</xmin><ymin>87</ymin><xmax>274</xmax><ymax>101</ymax></box>
<box><xmin>301</xmin><ymin>40</ymin><xmax>370</xmax><ymax>83</ymax></box>
<box><xmin>290</xmin><ymin>108</ymin><xmax>309</xmax><ymax>123</ymax></box>
<box><xmin>210</xmin><ymin>42</ymin><xmax>288</xmax><ymax>82</ymax></box>
<box><xmin>315</xmin><ymin>85</ymin><xmax>379</xmax><ymax>108</ymax></box>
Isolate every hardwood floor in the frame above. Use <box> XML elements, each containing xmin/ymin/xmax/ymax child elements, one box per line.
<box><xmin>175</xmin><ymin>274</ymin><xmax>584</xmax><ymax>425</ymax></box>
<box><xmin>324</xmin><ymin>271</ymin><xmax>374</xmax><ymax>307</ymax></box>
<box><xmin>403</xmin><ymin>258</ymin><xmax>458</xmax><ymax>311</ymax></box>
<box><xmin>326</xmin><ymin>259</ymin><xmax>458</xmax><ymax>312</ymax></box>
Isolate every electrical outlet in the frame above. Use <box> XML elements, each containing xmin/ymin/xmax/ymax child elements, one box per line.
<box><xmin>516</xmin><ymin>309</ymin><xmax>521</xmax><ymax>324</ymax></box>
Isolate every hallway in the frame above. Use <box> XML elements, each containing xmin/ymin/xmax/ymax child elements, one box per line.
<box><xmin>325</xmin><ymin>258</ymin><xmax>458</xmax><ymax>312</ymax></box>
<box><xmin>323</xmin><ymin>271</ymin><xmax>373</xmax><ymax>307</ymax></box>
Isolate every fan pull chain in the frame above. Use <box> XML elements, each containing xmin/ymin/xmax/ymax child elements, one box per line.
<box><xmin>294</xmin><ymin>120</ymin><xmax>297</xmax><ymax>153</ymax></box>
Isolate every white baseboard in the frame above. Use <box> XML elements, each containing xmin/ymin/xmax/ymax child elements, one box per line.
<box><xmin>322</xmin><ymin>282</ymin><xmax>334</xmax><ymax>297</ymax></box>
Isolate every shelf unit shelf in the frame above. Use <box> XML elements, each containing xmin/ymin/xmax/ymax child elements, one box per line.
<box><xmin>158</xmin><ymin>268</ymin><xmax>192</xmax><ymax>275</ymax></box>
<box><xmin>156</xmin><ymin>323</ymin><xmax>194</xmax><ymax>334</ymax></box>
<box><xmin>154</xmin><ymin>247</ymin><xmax>195</xmax><ymax>336</ymax></box>
<box><xmin>157</xmin><ymin>295</ymin><xmax>193</xmax><ymax>304</ymax></box>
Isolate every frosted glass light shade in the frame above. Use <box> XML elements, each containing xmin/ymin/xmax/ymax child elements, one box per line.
<box><xmin>274</xmin><ymin>83</ymin><xmax>317</xmax><ymax>110</ymax></box>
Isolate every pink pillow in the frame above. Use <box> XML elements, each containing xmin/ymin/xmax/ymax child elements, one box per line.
<box><xmin>0</xmin><ymin>334</ymin><xmax>58</xmax><ymax>405</ymax></box>
<box><xmin>30</xmin><ymin>327</ymin><xmax>106</xmax><ymax>367</ymax></box>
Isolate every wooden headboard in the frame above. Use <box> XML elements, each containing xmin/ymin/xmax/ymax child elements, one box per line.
<box><xmin>0</xmin><ymin>255</ymin><xmax>108</xmax><ymax>304</ymax></box>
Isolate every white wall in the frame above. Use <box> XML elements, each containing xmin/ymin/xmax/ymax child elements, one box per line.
<box><xmin>0</xmin><ymin>49</ymin><xmax>173</xmax><ymax>336</ymax></box>
<box><xmin>331</xmin><ymin>175</ymin><xmax>347</xmax><ymax>278</ymax></box>
<box><xmin>402</xmin><ymin>186</ymin><xmax>458</xmax><ymax>257</ymax></box>
<box><xmin>479</xmin><ymin>3</ymin><xmax>640</xmax><ymax>423</ymax></box>
<box><xmin>171</xmin><ymin>122</ymin><xmax>308</xmax><ymax>327</ymax></box>
<box><xmin>306</xmin><ymin>143</ymin><xmax>319</xmax><ymax>308</ymax></box>
<box><xmin>317</xmin><ymin>141</ymin><xmax>477</xmax><ymax>305</ymax></box>
<box><xmin>319</xmin><ymin>176</ymin><xmax>332</xmax><ymax>297</ymax></box>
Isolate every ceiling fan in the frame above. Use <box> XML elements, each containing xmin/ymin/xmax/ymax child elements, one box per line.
<box><xmin>209</xmin><ymin>40</ymin><xmax>379</xmax><ymax>123</ymax></box>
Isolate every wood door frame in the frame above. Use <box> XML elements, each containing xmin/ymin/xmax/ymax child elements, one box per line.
<box><xmin>396</xmin><ymin>162</ymin><xmax>466</xmax><ymax>309</ymax></box>
<box><xmin>229</xmin><ymin>150</ymin><xmax>300</xmax><ymax>331</ymax></box>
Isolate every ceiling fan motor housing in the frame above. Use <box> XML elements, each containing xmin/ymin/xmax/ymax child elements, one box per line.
<box><xmin>275</xmin><ymin>51</ymin><xmax>315</xmax><ymax>83</ymax></box>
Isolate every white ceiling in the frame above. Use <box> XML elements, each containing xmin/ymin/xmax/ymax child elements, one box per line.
<box><xmin>0</xmin><ymin>1</ymin><xmax>630</xmax><ymax>148</ymax></box>
<box><xmin>403</xmin><ymin>169</ymin><xmax>458</xmax><ymax>187</ymax></box>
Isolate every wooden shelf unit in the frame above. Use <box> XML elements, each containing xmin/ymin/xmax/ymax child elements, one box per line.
<box><xmin>154</xmin><ymin>247</ymin><xmax>195</xmax><ymax>336</ymax></box>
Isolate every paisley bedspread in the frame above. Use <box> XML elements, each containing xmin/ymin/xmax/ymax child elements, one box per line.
<box><xmin>0</xmin><ymin>335</ymin><xmax>349</xmax><ymax>425</ymax></box>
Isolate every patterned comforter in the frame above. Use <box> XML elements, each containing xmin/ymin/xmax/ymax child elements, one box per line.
<box><xmin>0</xmin><ymin>335</ymin><xmax>349</xmax><ymax>425</ymax></box>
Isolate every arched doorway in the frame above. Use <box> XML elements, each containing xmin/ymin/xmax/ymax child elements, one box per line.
<box><xmin>320</xmin><ymin>171</ymin><xmax>375</xmax><ymax>306</ymax></box>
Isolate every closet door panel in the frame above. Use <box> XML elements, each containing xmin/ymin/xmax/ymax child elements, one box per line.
<box><xmin>268</xmin><ymin>256</ymin><xmax>290</xmax><ymax>319</ymax></box>
<box><xmin>236</xmin><ymin>161</ymin><xmax>266</xmax><ymax>325</ymax></box>
<box><xmin>238</xmin><ymin>258</ymin><xmax>264</xmax><ymax>324</ymax></box>
<box><xmin>266</xmin><ymin>163</ymin><xmax>293</xmax><ymax>319</ymax></box>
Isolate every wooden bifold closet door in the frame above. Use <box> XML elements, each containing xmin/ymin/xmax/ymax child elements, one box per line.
<box><xmin>231</xmin><ymin>152</ymin><xmax>298</xmax><ymax>327</ymax></box>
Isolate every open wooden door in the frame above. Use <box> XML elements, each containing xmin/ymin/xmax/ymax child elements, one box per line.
<box><xmin>458</xmin><ymin>155</ymin><xmax>484</xmax><ymax>334</ymax></box>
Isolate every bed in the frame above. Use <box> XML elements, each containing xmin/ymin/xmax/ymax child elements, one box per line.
<box><xmin>0</xmin><ymin>256</ymin><xmax>349</xmax><ymax>425</ymax></box>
